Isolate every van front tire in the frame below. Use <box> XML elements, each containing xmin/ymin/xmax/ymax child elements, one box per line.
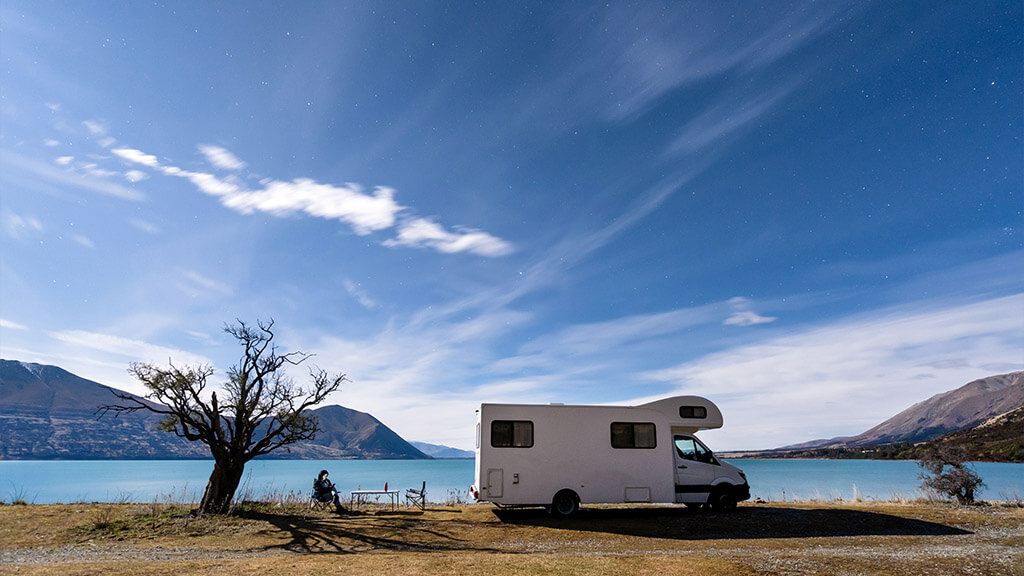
<box><xmin>708</xmin><ymin>487</ymin><xmax>737</xmax><ymax>512</ymax></box>
<box><xmin>550</xmin><ymin>490</ymin><xmax>579</xmax><ymax>517</ymax></box>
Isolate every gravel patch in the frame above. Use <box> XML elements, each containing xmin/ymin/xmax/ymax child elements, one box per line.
<box><xmin>0</xmin><ymin>543</ymin><xmax>283</xmax><ymax>564</ymax></box>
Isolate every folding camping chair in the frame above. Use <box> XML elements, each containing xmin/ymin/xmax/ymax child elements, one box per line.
<box><xmin>405</xmin><ymin>481</ymin><xmax>426</xmax><ymax>510</ymax></box>
<box><xmin>309</xmin><ymin>490</ymin><xmax>335</xmax><ymax>511</ymax></box>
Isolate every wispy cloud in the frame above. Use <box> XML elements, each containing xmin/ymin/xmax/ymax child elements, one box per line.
<box><xmin>82</xmin><ymin>120</ymin><xmax>116</xmax><ymax>148</ymax></box>
<box><xmin>667</xmin><ymin>86</ymin><xmax>793</xmax><ymax>156</ymax></box>
<box><xmin>0</xmin><ymin>150</ymin><xmax>143</xmax><ymax>201</ymax></box>
<box><xmin>343</xmin><ymin>280</ymin><xmax>377</xmax><ymax>309</ymax></box>
<box><xmin>723</xmin><ymin>297</ymin><xmax>777</xmax><ymax>327</ymax></box>
<box><xmin>300</xmin><ymin>253</ymin><xmax>1022</xmax><ymax>450</ymax></box>
<box><xmin>2</xmin><ymin>209</ymin><xmax>43</xmax><ymax>240</ymax></box>
<box><xmin>71</xmin><ymin>233</ymin><xmax>95</xmax><ymax>248</ymax></box>
<box><xmin>128</xmin><ymin>218</ymin><xmax>161</xmax><ymax>235</ymax></box>
<box><xmin>179</xmin><ymin>270</ymin><xmax>233</xmax><ymax>298</ymax></box>
<box><xmin>544</xmin><ymin>3</ymin><xmax>850</xmax><ymax>124</ymax></box>
<box><xmin>198</xmin><ymin>144</ymin><xmax>246</xmax><ymax>171</ymax></box>
<box><xmin>82</xmin><ymin>120</ymin><xmax>106</xmax><ymax>136</ymax></box>
<box><xmin>0</xmin><ymin>318</ymin><xmax>28</xmax><ymax>330</ymax></box>
<box><xmin>124</xmin><ymin>170</ymin><xmax>148</xmax><ymax>183</ymax></box>
<box><xmin>39</xmin><ymin>329</ymin><xmax>219</xmax><ymax>396</ymax></box>
<box><xmin>640</xmin><ymin>293</ymin><xmax>1024</xmax><ymax>449</ymax></box>
<box><xmin>48</xmin><ymin>329</ymin><xmax>215</xmax><ymax>369</ymax></box>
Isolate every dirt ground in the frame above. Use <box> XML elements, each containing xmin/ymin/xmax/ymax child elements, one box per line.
<box><xmin>0</xmin><ymin>501</ymin><xmax>1021</xmax><ymax>575</ymax></box>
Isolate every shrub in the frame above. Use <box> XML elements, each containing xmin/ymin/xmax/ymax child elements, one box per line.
<box><xmin>918</xmin><ymin>443</ymin><xmax>985</xmax><ymax>505</ymax></box>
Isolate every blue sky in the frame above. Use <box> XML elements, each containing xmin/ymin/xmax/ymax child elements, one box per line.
<box><xmin>1</xmin><ymin>1</ymin><xmax>1021</xmax><ymax>451</ymax></box>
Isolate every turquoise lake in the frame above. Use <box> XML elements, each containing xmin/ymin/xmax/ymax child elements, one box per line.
<box><xmin>1</xmin><ymin>459</ymin><xmax>1020</xmax><ymax>504</ymax></box>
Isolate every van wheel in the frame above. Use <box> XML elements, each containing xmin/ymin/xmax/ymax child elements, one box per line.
<box><xmin>708</xmin><ymin>487</ymin><xmax>737</xmax><ymax>512</ymax></box>
<box><xmin>550</xmin><ymin>490</ymin><xmax>579</xmax><ymax>517</ymax></box>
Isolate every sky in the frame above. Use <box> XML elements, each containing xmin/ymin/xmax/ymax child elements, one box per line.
<box><xmin>1</xmin><ymin>1</ymin><xmax>1021</xmax><ymax>451</ymax></box>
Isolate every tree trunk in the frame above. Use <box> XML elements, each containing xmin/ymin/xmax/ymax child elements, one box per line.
<box><xmin>198</xmin><ymin>459</ymin><xmax>245</xmax><ymax>515</ymax></box>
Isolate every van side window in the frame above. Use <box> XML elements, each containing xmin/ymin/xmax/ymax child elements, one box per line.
<box><xmin>491</xmin><ymin>420</ymin><xmax>534</xmax><ymax>448</ymax></box>
<box><xmin>610</xmin><ymin>422</ymin><xmax>657</xmax><ymax>449</ymax></box>
<box><xmin>674</xmin><ymin>435</ymin><xmax>715</xmax><ymax>464</ymax></box>
<box><xmin>679</xmin><ymin>406</ymin><xmax>707</xmax><ymax>419</ymax></box>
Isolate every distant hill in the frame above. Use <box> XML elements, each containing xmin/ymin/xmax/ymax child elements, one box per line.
<box><xmin>411</xmin><ymin>441</ymin><xmax>473</xmax><ymax>459</ymax></box>
<box><xmin>0</xmin><ymin>359</ymin><xmax>427</xmax><ymax>460</ymax></box>
<box><xmin>298</xmin><ymin>405</ymin><xmax>428</xmax><ymax>460</ymax></box>
<box><xmin>923</xmin><ymin>403</ymin><xmax>1024</xmax><ymax>462</ymax></box>
<box><xmin>0</xmin><ymin>360</ymin><xmax>208</xmax><ymax>459</ymax></box>
<box><xmin>781</xmin><ymin>371</ymin><xmax>1024</xmax><ymax>451</ymax></box>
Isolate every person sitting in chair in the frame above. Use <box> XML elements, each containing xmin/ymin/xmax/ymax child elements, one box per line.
<box><xmin>313</xmin><ymin>469</ymin><xmax>344</xmax><ymax>512</ymax></box>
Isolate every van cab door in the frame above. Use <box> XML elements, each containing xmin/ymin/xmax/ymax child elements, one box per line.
<box><xmin>672</xmin><ymin>435</ymin><xmax>717</xmax><ymax>504</ymax></box>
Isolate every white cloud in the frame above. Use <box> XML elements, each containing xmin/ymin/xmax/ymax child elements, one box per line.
<box><xmin>79</xmin><ymin>163</ymin><xmax>117</xmax><ymax>178</ymax></box>
<box><xmin>1</xmin><ymin>150</ymin><xmax>144</xmax><ymax>201</ymax></box>
<box><xmin>296</xmin><ymin>305</ymin><xmax>537</xmax><ymax>449</ymax></box>
<box><xmin>112</xmin><ymin>148</ymin><xmax>160</xmax><ymax>168</ymax></box>
<box><xmin>87</xmin><ymin>140</ymin><xmax>510</xmax><ymax>257</ymax></box>
<box><xmin>640</xmin><ymin>293</ymin><xmax>1024</xmax><ymax>449</ymax></box>
<box><xmin>179</xmin><ymin>270</ymin><xmax>233</xmax><ymax>298</ymax></box>
<box><xmin>48</xmin><ymin>329</ymin><xmax>215</xmax><ymax>368</ymax></box>
<box><xmin>520</xmin><ymin>305</ymin><xmax>720</xmax><ymax>360</ymax></box>
<box><xmin>82</xmin><ymin>120</ymin><xmax>107</xmax><ymax>136</ymax></box>
<box><xmin>723</xmin><ymin>296</ymin><xmax>777</xmax><ymax>326</ymax></box>
<box><xmin>384</xmin><ymin>217</ymin><xmax>514</xmax><ymax>257</ymax></box>
<box><xmin>343</xmin><ymin>280</ymin><xmax>377</xmax><ymax>309</ymax></box>
<box><xmin>207</xmin><ymin>176</ymin><xmax>402</xmax><ymax>236</ymax></box>
<box><xmin>198</xmin><ymin>144</ymin><xmax>246</xmax><ymax>171</ymax></box>
<box><xmin>128</xmin><ymin>218</ymin><xmax>161</xmax><ymax>234</ymax></box>
<box><xmin>2</xmin><ymin>210</ymin><xmax>43</xmax><ymax>240</ymax></box>
<box><xmin>72</xmin><ymin>233</ymin><xmax>95</xmax><ymax>248</ymax></box>
<box><xmin>124</xmin><ymin>170</ymin><xmax>148</xmax><ymax>182</ymax></box>
<box><xmin>538</xmin><ymin>3</ymin><xmax>849</xmax><ymax>125</ymax></box>
<box><xmin>668</xmin><ymin>87</ymin><xmax>792</xmax><ymax>155</ymax></box>
<box><xmin>1</xmin><ymin>318</ymin><xmax>28</xmax><ymax>330</ymax></box>
<box><xmin>43</xmin><ymin>139</ymin><xmax>60</xmax><ymax>147</ymax></box>
<box><xmin>181</xmin><ymin>170</ymin><xmax>240</xmax><ymax>196</ymax></box>
<box><xmin>54</xmin><ymin>156</ymin><xmax>74</xmax><ymax>166</ymax></box>
<box><xmin>40</xmin><ymin>330</ymin><xmax>218</xmax><ymax>397</ymax></box>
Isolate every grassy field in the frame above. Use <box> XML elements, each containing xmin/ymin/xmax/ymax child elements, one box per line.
<box><xmin>1</xmin><ymin>500</ymin><xmax>1021</xmax><ymax>575</ymax></box>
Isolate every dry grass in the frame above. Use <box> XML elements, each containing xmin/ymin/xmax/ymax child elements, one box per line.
<box><xmin>1</xmin><ymin>500</ymin><xmax>1021</xmax><ymax>576</ymax></box>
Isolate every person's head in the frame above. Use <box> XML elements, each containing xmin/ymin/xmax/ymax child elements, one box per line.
<box><xmin>319</xmin><ymin>470</ymin><xmax>329</xmax><ymax>479</ymax></box>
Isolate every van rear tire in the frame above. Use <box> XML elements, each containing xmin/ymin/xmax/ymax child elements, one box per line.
<box><xmin>550</xmin><ymin>490</ymin><xmax>579</xmax><ymax>517</ymax></box>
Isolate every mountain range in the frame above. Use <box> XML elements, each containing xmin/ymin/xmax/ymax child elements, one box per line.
<box><xmin>410</xmin><ymin>441</ymin><xmax>474</xmax><ymax>459</ymax></box>
<box><xmin>3</xmin><ymin>359</ymin><xmax>1020</xmax><ymax>461</ymax></box>
<box><xmin>781</xmin><ymin>371</ymin><xmax>1024</xmax><ymax>451</ymax></box>
<box><xmin>0</xmin><ymin>359</ymin><xmax>431</xmax><ymax>460</ymax></box>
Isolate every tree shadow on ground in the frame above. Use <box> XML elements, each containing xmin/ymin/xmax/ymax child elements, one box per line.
<box><xmin>493</xmin><ymin>506</ymin><xmax>972</xmax><ymax>540</ymax></box>
<box><xmin>238</xmin><ymin>510</ymin><xmax>499</xmax><ymax>555</ymax></box>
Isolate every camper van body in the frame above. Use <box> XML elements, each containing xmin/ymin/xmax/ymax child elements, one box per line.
<box><xmin>472</xmin><ymin>396</ymin><xmax>749</xmax><ymax>515</ymax></box>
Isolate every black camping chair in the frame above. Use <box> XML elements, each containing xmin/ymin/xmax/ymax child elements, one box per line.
<box><xmin>309</xmin><ymin>489</ymin><xmax>335</xmax><ymax>511</ymax></box>
<box><xmin>405</xmin><ymin>481</ymin><xmax>426</xmax><ymax>510</ymax></box>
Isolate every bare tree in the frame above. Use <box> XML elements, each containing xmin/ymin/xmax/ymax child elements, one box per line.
<box><xmin>918</xmin><ymin>443</ymin><xmax>985</xmax><ymax>505</ymax></box>
<box><xmin>100</xmin><ymin>319</ymin><xmax>346</xmax><ymax>514</ymax></box>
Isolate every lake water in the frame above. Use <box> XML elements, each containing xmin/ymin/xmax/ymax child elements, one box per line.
<box><xmin>1</xmin><ymin>459</ymin><xmax>1021</xmax><ymax>505</ymax></box>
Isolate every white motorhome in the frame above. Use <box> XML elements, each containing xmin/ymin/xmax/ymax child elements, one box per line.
<box><xmin>471</xmin><ymin>396</ymin><xmax>749</xmax><ymax>516</ymax></box>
